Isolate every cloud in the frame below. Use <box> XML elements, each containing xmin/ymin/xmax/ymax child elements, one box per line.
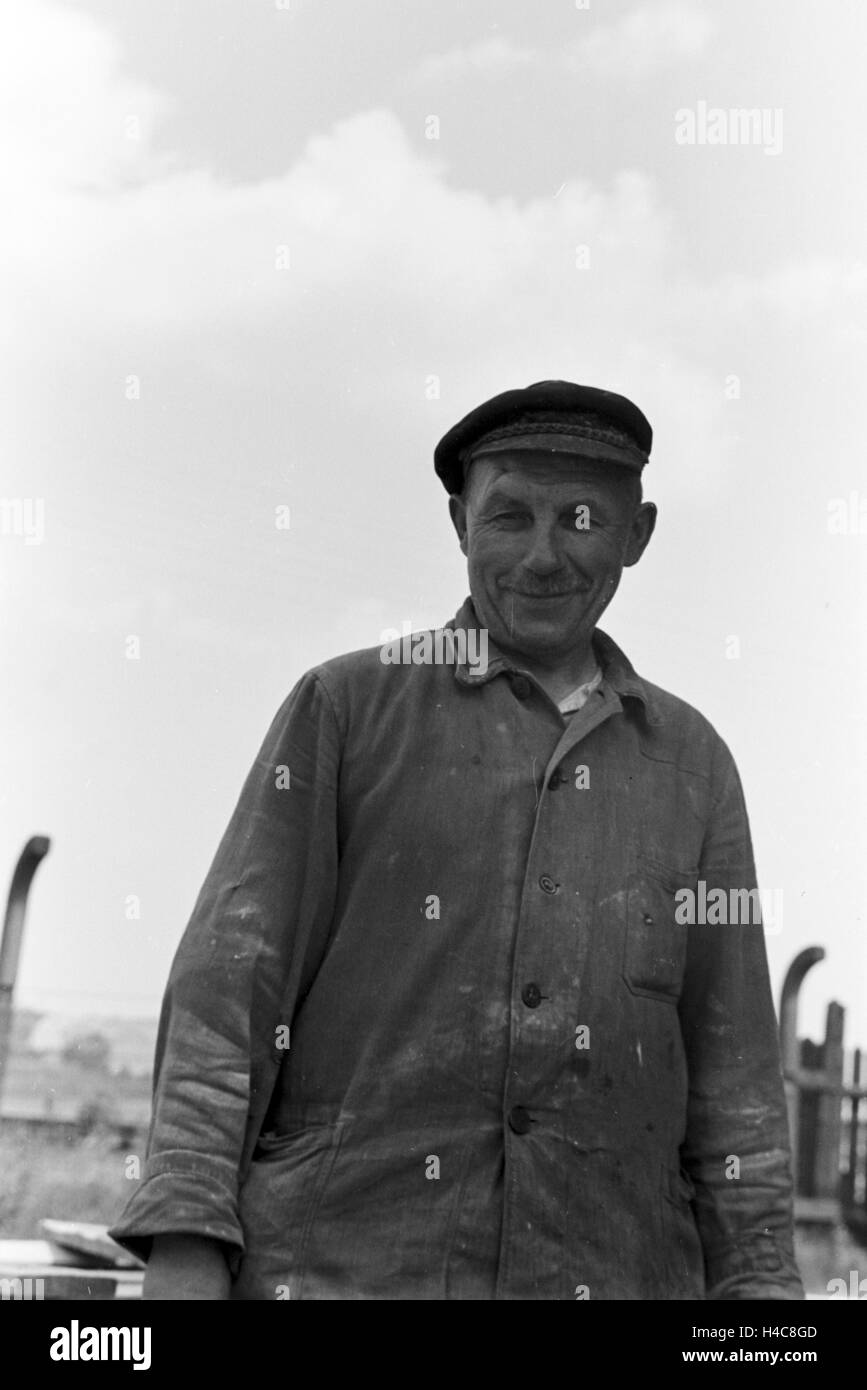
<box><xmin>6</xmin><ymin>96</ymin><xmax>716</xmax><ymax>471</ymax></box>
<box><xmin>0</xmin><ymin>1</ymin><xmax>170</xmax><ymax>193</ymax></box>
<box><xmin>0</xmin><ymin>9</ymin><xmax>680</xmax><ymax>360</ymax></box>
<box><xmin>2</xmin><ymin>0</ymin><xmax>852</xmax><ymax>499</ymax></box>
<box><xmin>0</xmin><ymin>0</ymin><xmax>665</xmax><ymax>339</ymax></box>
<box><xmin>409</xmin><ymin>6</ymin><xmax>714</xmax><ymax>87</ymax></box>
<box><xmin>565</xmin><ymin>3</ymin><xmax>714</xmax><ymax>78</ymax></box>
<box><xmin>413</xmin><ymin>36</ymin><xmax>536</xmax><ymax>82</ymax></box>
<box><xmin>710</xmin><ymin>258</ymin><xmax>867</xmax><ymax>320</ymax></box>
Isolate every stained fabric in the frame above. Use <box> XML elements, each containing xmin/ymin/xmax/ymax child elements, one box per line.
<box><xmin>110</xmin><ymin>598</ymin><xmax>803</xmax><ymax>1300</ymax></box>
<box><xmin>556</xmin><ymin>666</ymin><xmax>603</xmax><ymax>715</ymax></box>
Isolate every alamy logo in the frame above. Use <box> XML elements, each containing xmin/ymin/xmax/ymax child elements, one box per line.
<box><xmin>675</xmin><ymin>101</ymin><xmax>783</xmax><ymax>156</ymax></box>
<box><xmin>674</xmin><ymin>881</ymin><xmax>783</xmax><ymax>934</ymax></box>
<box><xmin>379</xmin><ymin>624</ymin><xmax>489</xmax><ymax>674</ymax></box>
<box><xmin>0</xmin><ymin>1277</ymin><xmax>45</xmax><ymax>1300</ymax></box>
<box><xmin>826</xmin><ymin>1270</ymin><xmax>867</xmax><ymax>1298</ymax></box>
<box><xmin>0</xmin><ymin>497</ymin><xmax>44</xmax><ymax>545</ymax></box>
<box><xmin>49</xmin><ymin>1321</ymin><xmax>151</xmax><ymax>1370</ymax></box>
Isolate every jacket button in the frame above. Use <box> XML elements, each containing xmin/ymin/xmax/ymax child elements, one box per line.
<box><xmin>643</xmin><ymin>913</ymin><xmax>654</xmax><ymax>925</ymax></box>
<box><xmin>539</xmin><ymin>874</ymin><xmax>558</xmax><ymax>894</ymax></box>
<box><xmin>508</xmin><ymin>1105</ymin><xmax>533</xmax><ymax>1135</ymax></box>
<box><xmin>511</xmin><ymin>675</ymin><xmax>532</xmax><ymax>700</ymax></box>
<box><xmin>548</xmin><ymin>770</ymin><xmax>566</xmax><ymax>789</ymax></box>
<box><xmin>521</xmin><ymin>982</ymin><xmax>542</xmax><ymax>1008</ymax></box>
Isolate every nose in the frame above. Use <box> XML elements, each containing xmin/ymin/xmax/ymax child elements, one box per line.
<box><xmin>522</xmin><ymin>521</ymin><xmax>564</xmax><ymax>575</ymax></box>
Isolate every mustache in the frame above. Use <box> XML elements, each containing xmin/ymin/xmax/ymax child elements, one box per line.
<box><xmin>507</xmin><ymin>574</ymin><xmax>591</xmax><ymax>597</ymax></box>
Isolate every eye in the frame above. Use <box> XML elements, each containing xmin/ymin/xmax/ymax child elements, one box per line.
<box><xmin>568</xmin><ymin>507</ymin><xmax>611</xmax><ymax>530</ymax></box>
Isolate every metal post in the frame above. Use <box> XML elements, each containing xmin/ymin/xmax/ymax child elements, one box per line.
<box><xmin>0</xmin><ymin>836</ymin><xmax>51</xmax><ymax>1107</ymax></box>
<box><xmin>815</xmin><ymin>1002</ymin><xmax>845</xmax><ymax>1200</ymax></box>
<box><xmin>779</xmin><ymin>946</ymin><xmax>825</xmax><ymax>1191</ymax></box>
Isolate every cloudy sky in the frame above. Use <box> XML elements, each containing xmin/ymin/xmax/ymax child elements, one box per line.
<box><xmin>2</xmin><ymin>0</ymin><xmax>865</xmax><ymax>1043</ymax></box>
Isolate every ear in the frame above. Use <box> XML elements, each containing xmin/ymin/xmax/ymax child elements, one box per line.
<box><xmin>449</xmin><ymin>493</ymin><xmax>469</xmax><ymax>558</ymax></box>
<box><xmin>623</xmin><ymin>501</ymin><xmax>657</xmax><ymax>568</ymax></box>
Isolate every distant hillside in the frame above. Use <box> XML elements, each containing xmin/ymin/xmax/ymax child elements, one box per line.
<box><xmin>17</xmin><ymin>1010</ymin><xmax>158</xmax><ymax>1077</ymax></box>
<box><xmin>0</xmin><ymin>1009</ymin><xmax>157</xmax><ymax>1126</ymax></box>
<box><xmin>0</xmin><ymin>1051</ymin><xmax>152</xmax><ymax>1126</ymax></box>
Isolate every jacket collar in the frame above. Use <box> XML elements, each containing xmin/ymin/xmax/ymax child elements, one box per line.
<box><xmin>448</xmin><ymin>596</ymin><xmax>663</xmax><ymax>726</ymax></box>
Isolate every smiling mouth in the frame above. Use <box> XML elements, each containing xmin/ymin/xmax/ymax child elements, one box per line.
<box><xmin>509</xmin><ymin>587</ymin><xmax>585</xmax><ymax>600</ymax></box>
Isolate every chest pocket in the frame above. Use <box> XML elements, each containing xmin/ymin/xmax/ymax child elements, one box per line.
<box><xmin>622</xmin><ymin>857</ymin><xmax>694</xmax><ymax>1003</ymax></box>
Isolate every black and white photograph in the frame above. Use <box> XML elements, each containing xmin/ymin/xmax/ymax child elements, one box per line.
<box><xmin>1</xmin><ymin>0</ymin><xmax>865</xmax><ymax>1352</ymax></box>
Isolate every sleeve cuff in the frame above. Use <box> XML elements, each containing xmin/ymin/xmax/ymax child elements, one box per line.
<box><xmin>705</xmin><ymin>1233</ymin><xmax>805</xmax><ymax>1300</ymax></box>
<box><xmin>108</xmin><ymin>1150</ymin><xmax>245</xmax><ymax>1270</ymax></box>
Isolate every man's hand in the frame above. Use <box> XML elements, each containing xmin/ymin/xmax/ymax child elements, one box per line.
<box><xmin>143</xmin><ymin>1234</ymin><xmax>231</xmax><ymax>1300</ymax></box>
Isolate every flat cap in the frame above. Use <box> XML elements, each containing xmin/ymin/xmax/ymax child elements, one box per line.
<box><xmin>434</xmin><ymin>379</ymin><xmax>652</xmax><ymax>495</ymax></box>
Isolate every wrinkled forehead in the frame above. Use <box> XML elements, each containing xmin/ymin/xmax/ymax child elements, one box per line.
<box><xmin>464</xmin><ymin>450</ymin><xmax>637</xmax><ymax>506</ymax></box>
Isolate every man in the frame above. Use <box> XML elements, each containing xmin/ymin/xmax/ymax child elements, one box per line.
<box><xmin>111</xmin><ymin>380</ymin><xmax>803</xmax><ymax>1300</ymax></box>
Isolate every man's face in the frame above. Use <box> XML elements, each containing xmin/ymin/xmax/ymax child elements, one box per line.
<box><xmin>449</xmin><ymin>451</ymin><xmax>656</xmax><ymax>668</ymax></box>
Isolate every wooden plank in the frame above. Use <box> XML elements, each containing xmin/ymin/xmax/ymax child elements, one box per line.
<box><xmin>0</xmin><ymin>1238</ymin><xmax>92</xmax><ymax>1267</ymax></box>
<box><xmin>40</xmin><ymin>1219</ymin><xmax>143</xmax><ymax>1269</ymax></box>
<box><xmin>0</xmin><ymin>1239</ymin><xmax>144</xmax><ymax>1299</ymax></box>
<box><xmin>0</xmin><ymin>1266</ymin><xmax>122</xmax><ymax>1299</ymax></box>
<box><xmin>794</xmin><ymin>1195</ymin><xmax>840</xmax><ymax>1223</ymax></box>
<box><xmin>0</xmin><ymin>1263</ymin><xmax>143</xmax><ymax>1300</ymax></box>
<box><xmin>843</xmin><ymin>1049</ymin><xmax>860</xmax><ymax>1209</ymax></box>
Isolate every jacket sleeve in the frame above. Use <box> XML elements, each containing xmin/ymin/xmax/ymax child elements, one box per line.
<box><xmin>678</xmin><ymin>736</ymin><xmax>804</xmax><ymax>1300</ymax></box>
<box><xmin>108</xmin><ymin>669</ymin><xmax>341</xmax><ymax>1268</ymax></box>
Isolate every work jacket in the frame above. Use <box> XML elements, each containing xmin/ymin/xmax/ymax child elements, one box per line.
<box><xmin>110</xmin><ymin>599</ymin><xmax>804</xmax><ymax>1300</ymax></box>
